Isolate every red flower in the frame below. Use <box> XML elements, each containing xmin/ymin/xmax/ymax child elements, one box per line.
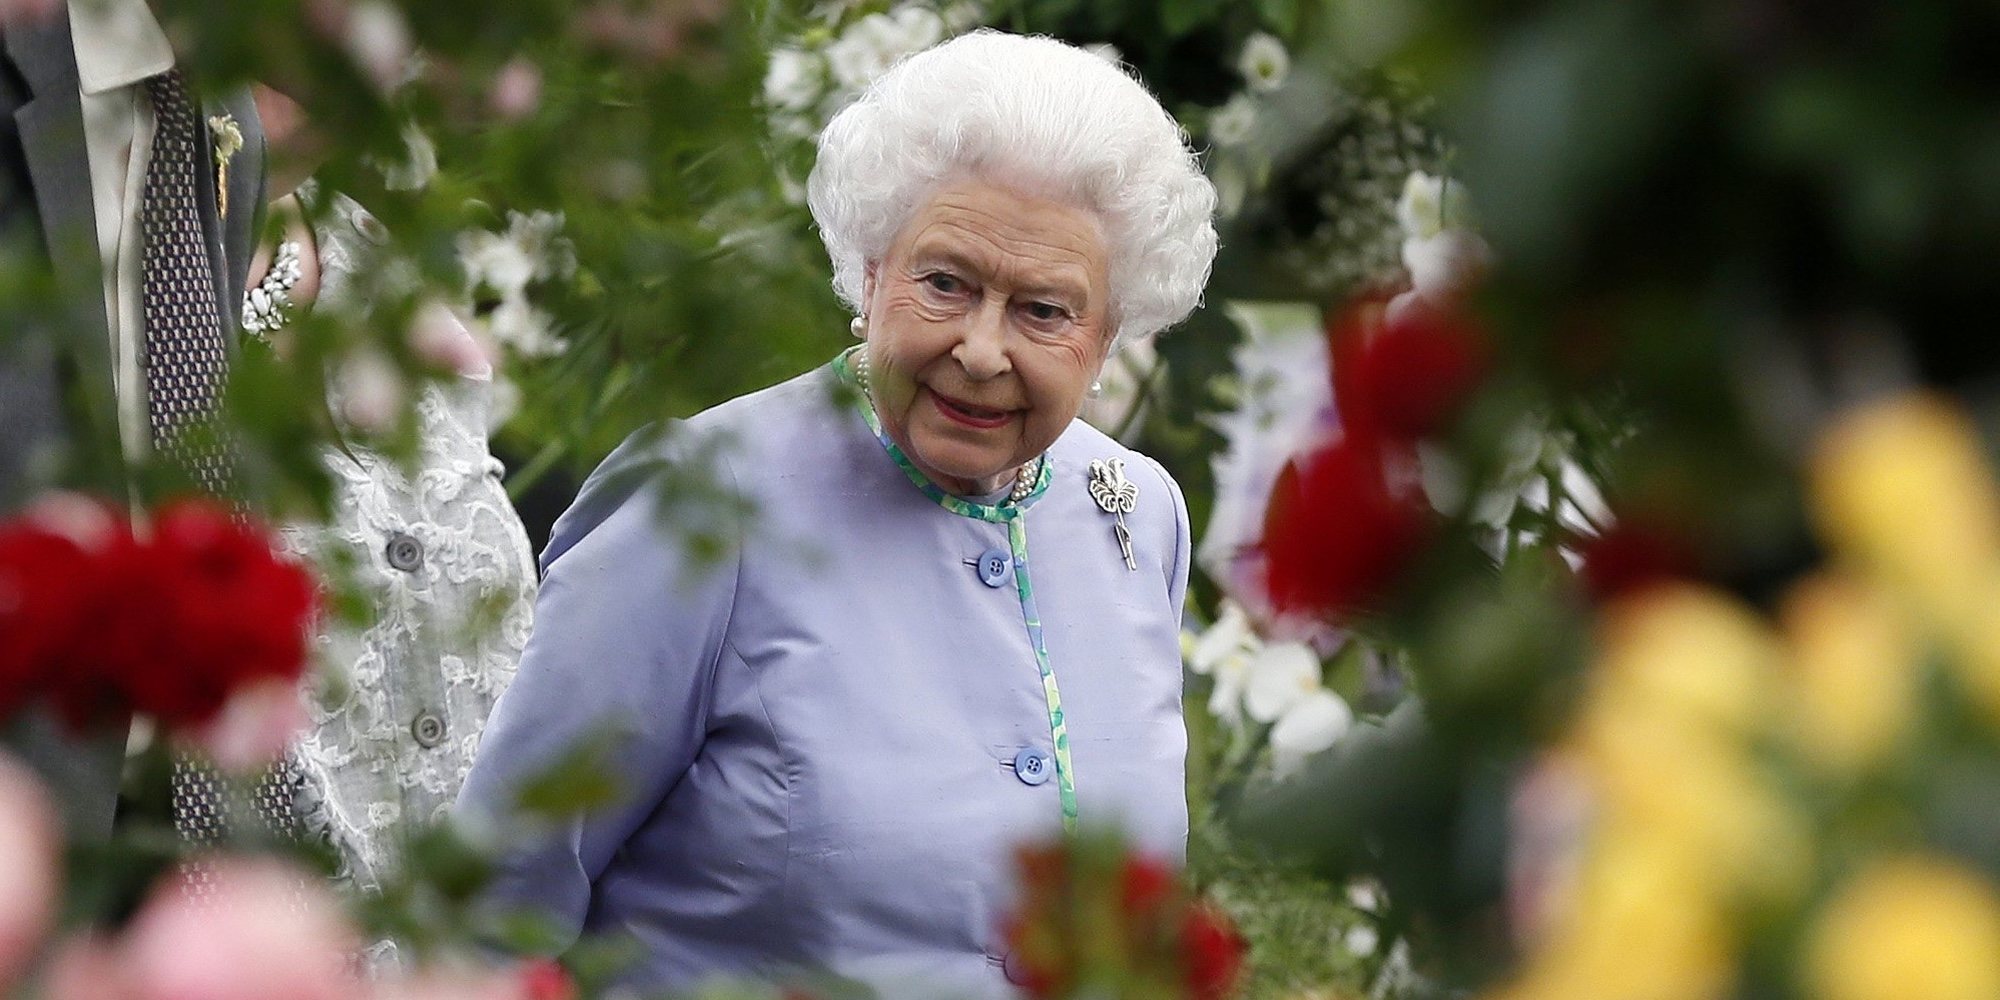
<box><xmin>1182</xmin><ymin>904</ymin><xmax>1246</xmax><ymax>1000</ymax></box>
<box><xmin>0</xmin><ymin>523</ymin><xmax>94</xmax><ymax>716</ymax></box>
<box><xmin>1577</xmin><ymin>520</ymin><xmax>1696</xmax><ymax>603</ymax></box>
<box><xmin>517</xmin><ymin>957</ymin><xmax>577</xmax><ymax>1000</ymax></box>
<box><xmin>0</xmin><ymin>495</ymin><xmax>318</xmax><ymax>734</ymax></box>
<box><xmin>1261</xmin><ymin>435</ymin><xmax>1432</xmax><ymax>621</ymax></box>
<box><xmin>1120</xmin><ymin>854</ymin><xmax>1177</xmax><ymax>917</ymax></box>
<box><xmin>1331</xmin><ymin>296</ymin><xmax>1490</xmax><ymax>444</ymax></box>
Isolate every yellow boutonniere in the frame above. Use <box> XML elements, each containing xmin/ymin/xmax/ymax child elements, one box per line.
<box><xmin>208</xmin><ymin>113</ymin><xmax>244</xmax><ymax>220</ymax></box>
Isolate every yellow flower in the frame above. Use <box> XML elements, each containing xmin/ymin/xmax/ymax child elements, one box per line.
<box><xmin>1811</xmin><ymin>395</ymin><xmax>2000</xmax><ymax>629</ymax></box>
<box><xmin>1779</xmin><ymin>571</ymin><xmax>1920</xmax><ymax>775</ymax></box>
<box><xmin>1591</xmin><ymin>585</ymin><xmax>1778</xmax><ymax>738</ymax></box>
<box><xmin>1494</xmin><ymin>827</ymin><xmax>1735</xmax><ymax>1000</ymax></box>
<box><xmin>1804</xmin><ymin>856</ymin><xmax>2000</xmax><ymax>1000</ymax></box>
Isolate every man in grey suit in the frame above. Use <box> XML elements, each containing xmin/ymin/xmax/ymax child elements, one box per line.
<box><xmin>0</xmin><ymin>0</ymin><xmax>265</xmax><ymax>840</ymax></box>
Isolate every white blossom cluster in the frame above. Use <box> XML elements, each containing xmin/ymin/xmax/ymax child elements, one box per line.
<box><xmin>1184</xmin><ymin>600</ymin><xmax>1354</xmax><ymax>777</ymax></box>
<box><xmin>1264</xmin><ymin>83</ymin><xmax>1445</xmax><ymax>298</ymax></box>
<box><xmin>456</xmin><ymin>210</ymin><xmax>577</xmax><ymax>359</ymax></box>
<box><xmin>762</xmin><ymin>3</ymin><xmax>980</xmax><ymax>159</ymax></box>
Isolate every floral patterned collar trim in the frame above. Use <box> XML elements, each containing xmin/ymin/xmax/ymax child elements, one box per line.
<box><xmin>833</xmin><ymin>348</ymin><xmax>1053</xmax><ymax>523</ymax></box>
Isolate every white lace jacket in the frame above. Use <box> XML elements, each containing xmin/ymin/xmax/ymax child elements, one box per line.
<box><xmin>281</xmin><ymin>192</ymin><xmax>536</xmax><ymax>895</ymax></box>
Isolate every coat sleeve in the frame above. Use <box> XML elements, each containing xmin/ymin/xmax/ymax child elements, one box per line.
<box><xmin>1138</xmin><ymin>453</ymin><xmax>1192</xmax><ymax>629</ymax></box>
<box><xmin>455</xmin><ymin>423</ymin><xmax>742</xmax><ymax>949</ymax></box>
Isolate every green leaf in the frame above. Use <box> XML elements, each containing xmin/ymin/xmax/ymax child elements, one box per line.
<box><xmin>1161</xmin><ymin>0</ymin><xmax>1225</xmax><ymax>38</ymax></box>
<box><xmin>1256</xmin><ymin>0</ymin><xmax>1300</xmax><ymax>37</ymax></box>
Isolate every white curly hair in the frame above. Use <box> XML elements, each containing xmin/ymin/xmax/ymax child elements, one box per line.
<box><xmin>807</xmin><ymin>30</ymin><xmax>1219</xmax><ymax>345</ymax></box>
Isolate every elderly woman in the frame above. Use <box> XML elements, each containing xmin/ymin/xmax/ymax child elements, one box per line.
<box><xmin>457</xmin><ymin>30</ymin><xmax>1216</xmax><ymax>995</ymax></box>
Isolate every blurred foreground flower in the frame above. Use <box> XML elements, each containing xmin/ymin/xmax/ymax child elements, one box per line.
<box><xmin>0</xmin><ymin>755</ymin><xmax>57</xmax><ymax>986</ymax></box>
<box><xmin>1261</xmin><ymin>434</ymin><xmax>1430</xmax><ymax>622</ymax></box>
<box><xmin>0</xmin><ymin>495</ymin><xmax>317</xmax><ymax>754</ymax></box>
<box><xmin>1803</xmin><ymin>856</ymin><xmax>2000</xmax><ymax>1000</ymax></box>
<box><xmin>1004</xmin><ymin>833</ymin><xmax>1245</xmax><ymax>1000</ymax></box>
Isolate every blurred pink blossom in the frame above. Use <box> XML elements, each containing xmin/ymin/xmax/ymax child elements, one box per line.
<box><xmin>369</xmin><ymin>964</ymin><xmax>529</xmax><ymax>1000</ymax></box>
<box><xmin>573</xmin><ymin>0</ymin><xmax>727</xmax><ymax>63</ymax></box>
<box><xmin>409</xmin><ymin>303</ymin><xmax>496</xmax><ymax>378</ymax></box>
<box><xmin>0</xmin><ymin>755</ymin><xmax>59</xmax><ymax>987</ymax></box>
<box><xmin>123</xmin><ymin>858</ymin><xmax>362</xmax><ymax>1000</ymax></box>
<box><xmin>309</xmin><ymin>0</ymin><xmax>414</xmax><ymax>93</ymax></box>
<box><xmin>184</xmin><ymin>679</ymin><xmax>308</xmax><ymax>772</ymax></box>
<box><xmin>41</xmin><ymin>937</ymin><xmax>132</xmax><ymax>1000</ymax></box>
<box><xmin>0</xmin><ymin>0</ymin><xmax>58</xmax><ymax>25</ymax></box>
<box><xmin>489</xmin><ymin>58</ymin><xmax>543</xmax><ymax>120</ymax></box>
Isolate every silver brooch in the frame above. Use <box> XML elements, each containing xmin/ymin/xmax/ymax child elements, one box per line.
<box><xmin>1088</xmin><ymin>457</ymin><xmax>1139</xmax><ymax>571</ymax></box>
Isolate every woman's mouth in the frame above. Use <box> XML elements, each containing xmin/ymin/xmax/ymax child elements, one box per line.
<box><xmin>929</xmin><ymin>389</ymin><xmax>1016</xmax><ymax>429</ymax></box>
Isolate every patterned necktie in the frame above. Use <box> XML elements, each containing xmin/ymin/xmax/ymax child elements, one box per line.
<box><xmin>141</xmin><ymin>71</ymin><xmax>305</xmax><ymax>869</ymax></box>
<box><xmin>139</xmin><ymin>70</ymin><xmax>234</xmax><ymax>495</ymax></box>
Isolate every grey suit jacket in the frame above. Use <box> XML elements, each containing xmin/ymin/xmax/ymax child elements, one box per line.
<box><xmin>0</xmin><ymin>9</ymin><xmax>265</xmax><ymax>839</ymax></box>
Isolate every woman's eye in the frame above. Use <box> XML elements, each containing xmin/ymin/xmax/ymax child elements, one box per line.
<box><xmin>1025</xmin><ymin>302</ymin><xmax>1069</xmax><ymax>323</ymax></box>
<box><xmin>924</xmin><ymin>273</ymin><xmax>963</xmax><ymax>294</ymax></box>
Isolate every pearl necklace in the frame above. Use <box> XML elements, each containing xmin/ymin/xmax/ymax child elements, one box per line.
<box><xmin>851</xmin><ymin>349</ymin><xmax>1040</xmax><ymax>504</ymax></box>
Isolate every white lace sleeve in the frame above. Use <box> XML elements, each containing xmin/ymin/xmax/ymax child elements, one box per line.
<box><xmin>279</xmin><ymin>191</ymin><xmax>537</xmax><ymax>897</ymax></box>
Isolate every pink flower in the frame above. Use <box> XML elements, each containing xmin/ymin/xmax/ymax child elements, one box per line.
<box><xmin>0</xmin><ymin>0</ymin><xmax>59</xmax><ymax>25</ymax></box>
<box><xmin>408</xmin><ymin>303</ymin><xmax>496</xmax><ymax>378</ymax></box>
<box><xmin>183</xmin><ymin>679</ymin><xmax>309</xmax><ymax>772</ymax></box>
<box><xmin>123</xmin><ymin>858</ymin><xmax>363</xmax><ymax>1000</ymax></box>
<box><xmin>369</xmin><ymin>964</ymin><xmax>529</xmax><ymax>1000</ymax></box>
<box><xmin>41</xmin><ymin>937</ymin><xmax>133</xmax><ymax>1000</ymax></box>
<box><xmin>489</xmin><ymin>58</ymin><xmax>544</xmax><ymax>120</ymax></box>
<box><xmin>0</xmin><ymin>755</ymin><xmax>59</xmax><ymax>987</ymax></box>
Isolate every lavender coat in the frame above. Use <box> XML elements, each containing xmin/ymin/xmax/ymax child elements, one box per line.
<box><xmin>457</xmin><ymin>363</ymin><xmax>1189</xmax><ymax>996</ymax></box>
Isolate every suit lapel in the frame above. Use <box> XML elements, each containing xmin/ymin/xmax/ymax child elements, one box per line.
<box><xmin>205</xmin><ymin>86</ymin><xmax>264</xmax><ymax>339</ymax></box>
<box><xmin>4</xmin><ymin>12</ymin><xmax>119</xmax><ymax>458</ymax></box>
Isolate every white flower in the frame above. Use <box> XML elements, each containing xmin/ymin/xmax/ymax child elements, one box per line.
<box><xmin>486</xmin><ymin>297</ymin><xmax>566</xmax><ymax>358</ymax></box>
<box><xmin>343</xmin><ymin>0</ymin><xmax>414</xmax><ymax>93</ymax></box>
<box><xmin>1207</xmin><ymin>652</ymin><xmax>1252</xmax><ymax>727</ymax></box>
<box><xmin>1342</xmin><ymin>924</ymin><xmax>1380</xmax><ymax>957</ymax></box>
<box><xmin>1208</xmin><ymin>94</ymin><xmax>1257</xmax><ymax>148</ymax></box>
<box><xmin>1270</xmin><ymin>688</ymin><xmax>1353</xmax><ymax>776</ymax></box>
<box><xmin>1243</xmin><ymin>641</ymin><xmax>1320</xmax><ymax>723</ymax></box>
<box><xmin>458</xmin><ymin>232</ymin><xmax>536</xmax><ymax>299</ymax></box>
<box><xmin>1345</xmin><ymin>880</ymin><xmax>1384</xmax><ymax>913</ymax></box>
<box><xmin>939</xmin><ymin>0</ymin><xmax>985</xmax><ymax>34</ymax></box>
<box><xmin>1188</xmin><ymin>600</ymin><xmax>1255</xmax><ymax>674</ymax></box>
<box><xmin>825</xmin><ymin>6</ymin><xmax>943</xmax><ymax>91</ymax></box>
<box><xmin>763</xmin><ymin>47</ymin><xmax>824</xmax><ymax>113</ymax></box>
<box><xmin>1395</xmin><ymin>170</ymin><xmax>1475</xmax><ymax>240</ymax></box>
<box><xmin>375</xmin><ymin>123</ymin><xmax>436</xmax><ymax>191</ymax></box>
<box><xmin>1237</xmin><ymin>32</ymin><xmax>1289</xmax><ymax>93</ymax></box>
<box><xmin>1401</xmin><ymin>229</ymin><xmax>1491</xmax><ymax>304</ymax></box>
<box><xmin>458</xmin><ymin>210</ymin><xmax>574</xmax><ymax>298</ymax></box>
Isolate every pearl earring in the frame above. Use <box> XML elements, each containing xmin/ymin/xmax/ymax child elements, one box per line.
<box><xmin>850</xmin><ymin>316</ymin><xmax>866</xmax><ymax>339</ymax></box>
<box><xmin>1089</xmin><ymin>380</ymin><xmax>1103</xmax><ymax>396</ymax></box>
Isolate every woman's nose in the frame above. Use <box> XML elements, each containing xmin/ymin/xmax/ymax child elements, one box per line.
<box><xmin>951</xmin><ymin>301</ymin><xmax>1011</xmax><ymax>380</ymax></box>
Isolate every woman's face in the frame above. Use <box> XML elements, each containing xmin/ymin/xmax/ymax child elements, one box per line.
<box><xmin>861</xmin><ymin>177</ymin><xmax>1114</xmax><ymax>495</ymax></box>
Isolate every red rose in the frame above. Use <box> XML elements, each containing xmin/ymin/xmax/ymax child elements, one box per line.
<box><xmin>136</xmin><ymin>500</ymin><xmax>317</xmax><ymax>726</ymax></box>
<box><xmin>1261</xmin><ymin>434</ymin><xmax>1432</xmax><ymax>621</ymax></box>
<box><xmin>0</xmin><ymin>523</ymin><xmax>95</xmax><ymax>716</ymax></box>
<box><xmin>1182</xmin><ymin>904</ymin><xmax>1246</xmax><ymax>1000</ymax></box>
<box><xmin>1331</xmin><ymin>296</ymin><xmax>1490</xmax><ymax>444</ymax></box>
